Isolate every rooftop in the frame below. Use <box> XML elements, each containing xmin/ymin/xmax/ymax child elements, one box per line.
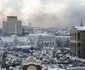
<box><xmin>22</xmin><ymin>56</ymin><xmax>41</xmax><ymax>65</ymax></box>
<box><xmin>29</xmin><ymin>33</ymin><xmax>55</xmax><ymax>37</ymax></box>
<box><xmin>7</xmin><ymin>16</ymin><xmax>17</xmax><ymax>19</ymax></box>
<box><xmin>74</xmin><ymin>26</ymin><xmax>85</xmax><ymax>31</ymax></box>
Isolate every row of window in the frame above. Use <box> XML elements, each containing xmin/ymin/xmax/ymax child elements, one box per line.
<box><xmin>70</xmin><ymin>33</ymin><xmax>80</xmax><ymax>40</ymax></box>
<box><xmin>70</xmin><ymin>42</ymin><xmax>80</xmax><ymax>48</ymax></box>
<box><xmin>43</xmin><ymin>42</ymin><xmax>55</xmax><ymax>46</ymax></box>
<box><xmin>70</xmin><ymin>42</ymin><xmax>81</xmax><ymax>56</ymax></box>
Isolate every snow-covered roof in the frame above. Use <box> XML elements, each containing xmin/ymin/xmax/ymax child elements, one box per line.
<box><xmin>67</xmin><ymin>67</ymin><xmax>85</xmax><ymax>70</ymax></box>
<box><xmin>74</xmin><ymin>26</ymin><xmax>85</xmax><ymax>31</ymax></box>
<box><xmin>22</xmin><ymin>56</ymin><xmax>41</xmax><ymax>65</ymax></box>
<box><xmin>28</xmin><ymin>33</ymin><xmax>56</xmax><ymax>43</ymax></box>
<box><xmin>48</xmin><ymin>68</ymin><xmax>65</xmax><ymax>70</ymax></box>
<box><xmin>46</xmin><ymin>66</ymin><xmax>65</xmax><ymax>70</ymax></box>
<box><xmin>1</xmin><ymin>37</ymin><xmax>14</xmax><ymax>43</ymax></box>
<box><xmin>29</xmin><ymin>33</ymin><xmax>55</xmax><ymax>37</ymax></box>
<box><xmin>17</xmin><ymin>37</ymin><xmax>28</xmax><ymax>42</ymax></box>
<box><xmin>16</xmin><ymin>45</ymin><xmax>31</xmax><ymax>49</ymax></box>
<box><xmin>0</xmin><ymin>36</ymin><xmax>28</xmax><ymax>43</ymax></box>
<box><xmin>26</xmin><ymin>56</ymin><xmax>37</xmax><ymax>62</ymax></box>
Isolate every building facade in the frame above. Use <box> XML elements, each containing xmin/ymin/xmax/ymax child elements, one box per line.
<box><xmin>22</xmin><ymin>56</ymin><xmax>42</xmax><ymax>70</ymax></box>
<box><xmin>3</xmin><ymin>16</ymin><xmax>22</xmax><ymax>35</ymax></box>
<box><xmin>28</xmin><ymin>33</ymin><xmax>56</xmax><ymax>48</ymax></box>
<box><xmin>70</xmin><ymin>25</ymin><xmax>85</xmax><ymax>58</ymax></box>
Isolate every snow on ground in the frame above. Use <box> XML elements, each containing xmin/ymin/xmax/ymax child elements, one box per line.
<box><xmin>48</xmin><ymin>65</ymin><xmax>65</xmax><ymax>70</ymax></box>
<box><xmin>0</xmin><ymin>67</ymin><xmax>65</xmax><ymax>70</ymax></box>
<box><xmin>42</xmin><ymin>65</ymin><xmax>65</xmax><ymax>70</ymax></box>
<box><xmin>0</xmin><ymin>66</ymin><xmax>6</xmax><ymax>70</ymax></box>
<box><xmin>48</xmin><ymin>67</ymin><xmax>65</xmax><ymax>70</ymax></box>
<box><xmin>0</xmin><ymin>69</ymin><xmax>6</xmax><ymax>70</ymax></box>
<box><xmin>48</xmin><ymin>68</ymin><xmax>65</xmax><ymax>70</ymax></box>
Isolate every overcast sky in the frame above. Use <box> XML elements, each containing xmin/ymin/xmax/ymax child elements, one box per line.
<box><xmin>0</xmin><ymin>0</ymin><xmax>85</xmax><ymax>28</ymax></box>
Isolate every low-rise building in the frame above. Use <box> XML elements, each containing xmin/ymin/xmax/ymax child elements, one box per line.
<box><xmin>22</xmin><ymin>56</ymin><xmax>42</xmax><ymax>70</ymax></box>
<box><xmin>28</xmin><ymin>33</ymin><xmax>56</xmax><ymax>48</ymax></box>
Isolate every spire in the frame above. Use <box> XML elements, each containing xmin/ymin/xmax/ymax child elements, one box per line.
<box><xmin>80</xmin><ymin>20</ymin><xmax>83</xmax><ymax>26</ymax></box>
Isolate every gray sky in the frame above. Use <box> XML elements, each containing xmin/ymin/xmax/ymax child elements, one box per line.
<box><xmin>0</xmin><ymin>0</ymin><xmax>85</xmax><ymax>28</ymax></box>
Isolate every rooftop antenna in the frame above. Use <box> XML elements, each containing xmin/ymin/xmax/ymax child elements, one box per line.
<box><xmin>80</xmin><ymin>19</ymin><xmax>83</xmax><ymax>26</ymax></box>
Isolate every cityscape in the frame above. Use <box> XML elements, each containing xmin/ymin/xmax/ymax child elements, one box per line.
<box><xmin>0</xmin><ymin>0</ymin><xmax>85</xmax><ymax>70</ymax></box>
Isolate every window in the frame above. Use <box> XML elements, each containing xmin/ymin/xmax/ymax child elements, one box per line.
<box><xmin>73</xmin><ymin>33</ymin><xmax>75</xmax><ymax>40</ymax></box>
<box><xmin>44</xmin><ymin>42</ymin><xmax>46</xmax><ymax>46</ymax></box>
<box><xmin>44</xmin><ymin>42</ymin><xmax>49</xmax><ymax>46</ymax></box>
<box><xmin>75</xmin><ymin>43</ymin><xmax>76</xmax><ymax>55</ymax></box>
<box><xmin>78</xmin><ymin>43</ymin><xmax>80</xmax><ymax>48</ymax></box>
<box><xmin>72</xmin><ymin>33</ymin><xmax>74</xmax><ymax>40</ymax></box>
<box><xmin>52</xmin><ymin>42</ymin><xmax>54</xmax><ymax>46</ymax></box>
<box><xmin>75</xmin><ymin>33</ymin><xmax>76</xmax><ymax>40</ymax></box>
<box><xmin>47</xmin><ymin>42</ymin><xmax>49</xmax><ymax>46</ymax></box>
<box><xmin>70</xmin><ymin>33</ymin><xmax>73</xmax><ymax>39</ymax></box>
<box><xmin>50</xmin><ymin>42</ymin><xmax>51</xmax><ymax>46</ymax></box>
<box><xmin>70</xmin><ymin>33</ymin><xmax>72</xmax><ymax>39</ymax></box>
<box><xmin>78</xmin><ymin>33</ymin><xmax>80</xmax><ymax>40</ymax></box>
<box><xmin>78</xmin><ymin>43</ymin><xmax>81</xmax><ymax>57</ymax></box>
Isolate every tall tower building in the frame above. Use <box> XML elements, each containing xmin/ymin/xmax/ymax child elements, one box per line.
<box><xmin>3</xmin><ymin>16</ymin><xmax>22</xmax><ymax>35</ymax></box>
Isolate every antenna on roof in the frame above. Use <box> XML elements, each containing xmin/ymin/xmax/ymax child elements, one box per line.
<box><xmin>80</xmin><ymin>19</ymin><xmax>83</xmax><ymax>26</ymax></box>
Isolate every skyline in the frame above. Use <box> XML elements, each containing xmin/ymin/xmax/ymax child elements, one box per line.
<box><xmin>0</xmin><ymin>0</ymin><xmax>85</xmax><ymax>28</ymax></box>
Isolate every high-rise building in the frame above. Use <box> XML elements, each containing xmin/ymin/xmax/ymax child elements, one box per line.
<box><xmin>3</xmin><ymin>16</ymin><xmax>22</xmax><ymax>35</ymax></box>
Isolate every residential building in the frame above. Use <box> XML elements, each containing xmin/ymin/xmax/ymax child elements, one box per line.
<box><xmin>70</xmin><ymin>23</ymin><xmax>85</xmax><ymax>58</ymax></box>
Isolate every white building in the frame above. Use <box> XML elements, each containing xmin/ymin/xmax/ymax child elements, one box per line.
<box><xmin>33</xmin><ymin>27</ymin><xmax>42</xmax><ymax>34</ymax></box>
<box><xmin>28</xmin><ymin>33</ymin><xmax>56</xmax><ymax>48</ymax></box>
<box><xmin>3</xmin><ymin>16</ymin><xmax>22</xmax><ymax>35</ymax></box>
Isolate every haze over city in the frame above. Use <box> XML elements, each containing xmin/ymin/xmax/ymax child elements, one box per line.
<box><xmin>1</xmin><ymin>0</ymin><xmax>85</xmax><ymax>70</ymax></box>
<box><xmin>0</xmin><ymin>0</ymin><xmax>85</xmax><ymax>28</ymax></box>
